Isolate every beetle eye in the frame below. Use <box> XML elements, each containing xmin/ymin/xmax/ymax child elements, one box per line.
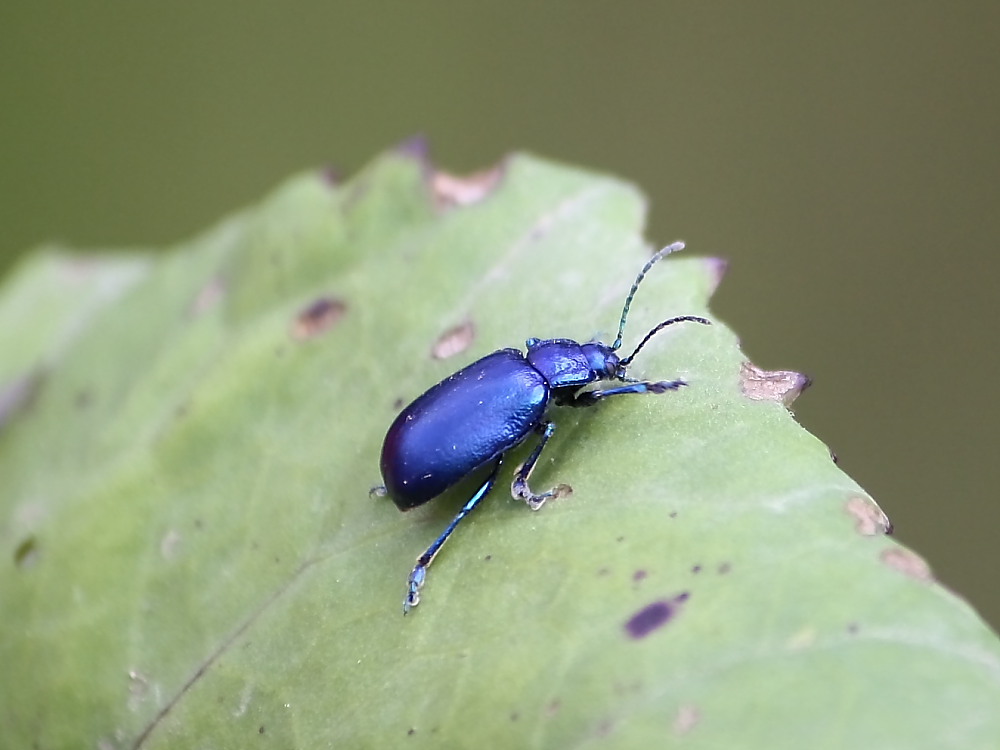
<box><xmin>605</xmin><ymin>352</ymin><xmax>621</xmax><ymax>376</ymax></box>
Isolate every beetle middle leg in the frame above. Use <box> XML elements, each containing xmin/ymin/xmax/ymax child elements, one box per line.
<box><xmin>405</xmin><ymin>456</ymin><xmax>503</xmax><ymax>614</ymax></box>
<box><xmin>511</xmin><ymin>421</ymin><xmax>572</xmax><ymax>510</ymax></box>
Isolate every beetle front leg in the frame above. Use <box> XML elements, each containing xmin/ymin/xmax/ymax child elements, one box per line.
<box><xmin>511</xmin><ymin>421</ymin><xmax>572</xmax><ymax>510</ymax></box>
<box><xmin>405</xmin><ymin>456</ymin><xmax>503</xmax><ymax>614</ymax></box>
<box><xmin>566</xmin><ymin>379</ymin><xmax>686</xmax><ymax>408</ymax></box>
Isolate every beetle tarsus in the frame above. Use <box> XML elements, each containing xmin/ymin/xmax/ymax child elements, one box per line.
<box><xmin>648</xmin><ymin>379</ymin><xmax>687</xmax><ymax>393</ymax></box>
<box><xmin>512</xmin><ymin>476</ymin><xmax>572</xmax><ymax>510</ymax></box>
<box><xmin>510</xmin><ymin>421</ymin><xmax>572</xmax><ymax>510</ymax></box>
<box><xmin>403</xmin><ymin>565</ymin><xmax>426</xmax><ymax>614</ymax></box>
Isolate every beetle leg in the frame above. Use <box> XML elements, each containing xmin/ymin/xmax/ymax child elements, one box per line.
<box><xmin>404</xmin><ymin>456</ymin><xmax>503</xmax><ymax>614</ymax></box>
<box><xmin>566</xmin><ymin>379</ymin><xmax>686</xmax><ymax>408</ymax></box>
<box><xmin>511</xmin><ymin>421</ymin><xmax>572</xmax><ymax>510</ymax></box>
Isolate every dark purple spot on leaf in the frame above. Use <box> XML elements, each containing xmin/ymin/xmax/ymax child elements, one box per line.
<box><xmin>407</xmin><ymin>728</ymin><xmax>416</xmax><ymax>736</ymax></box>
<box><xmin>321</xmin><ymin>165</ymin><xmax>341</xmax><ymax>186</ymax></box>
<box><xmin>632</xmin><ymin>569</ymin><xmax>648</xmax><ymax>582</ymax></box>
<box><xmin>624</xmin><ymin>593</ymin><xmax>689</xmax><ymax>639</ymax></box>
<box><xmin>718</xmin><ymin>562</ymin><xmax>731</xmax><ymax>574</ymax></box>
<box><xmin>397</xmin><ymin>134</ymin><xmax>430</xmax><ymax>161</ymax></box>
<box><xmin>258</xmin><ymin>725</ymin><xmax>265</xmax><ymax>735</ymax></box>
<box><xmin>691</xmin><ymin>564</ymin><xmax>702</xmax><ymax>574</ymax></box>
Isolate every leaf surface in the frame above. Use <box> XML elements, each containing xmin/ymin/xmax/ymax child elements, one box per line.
<box><xmin>1</xmin><ymin>149</ymin><xmax>998</xmax><ymax>749</ymax></box>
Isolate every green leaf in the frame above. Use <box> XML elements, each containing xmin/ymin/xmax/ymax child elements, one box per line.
<box><xmin>2</xmin><ymin>148</ymin><xmax>998</xmax><ymax>749</ymax></box>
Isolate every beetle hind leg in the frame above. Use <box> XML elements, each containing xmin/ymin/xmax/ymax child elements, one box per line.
<box><xmin>404</xmin><ymin>456</ymin><xmax>503</xmax><ymax>614</ymax></box>
<box><xmin>511</xmin><ymin>421</ymin><xmax>572</xmax><ymax>510</ymax></box>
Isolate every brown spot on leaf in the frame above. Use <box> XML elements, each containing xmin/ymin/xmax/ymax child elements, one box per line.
<box><xmin>14</xmin><ymin>536</ymin><xmax>38</xmax><ymax>568</ymax></box>
<box><xmin>787</xmin><ymin>627</ymin><xmax>817</xmax><ymax>650</ymax></box>
<box><xmin>431</xmin><ymin>320</ymin><xmax>476</xmax><ymax>360</ymax></box>
<box><xmin>0</xmin><ymin>371</ymin><xmax>42</xmax><ymax>431</ymax></box>
<box><xmin>160</xmin><ymin>530</ymin><xmax>182</xmax><ymax>560</ymax></box>
<box><xmin>430</xmin><ymin>163</ymin><xmax>505</xmax><ymax>209</ymax></box>
<box><xmin>624</xmin><ymin>593</ymin><xmax>689</xmax><ymax>639</ymax></box>
<box><xmin>291</xmin><ymin>297</ymin><xmax>346</xmax><ymax>340</ymax></box>
<box><xmin>705</xmin><ymin>257</ymin><xmax>729</xmax><ymax>295</ymax></box>
<box><xmin>846</xmin><ymin>496</ymin><xmax>893</xmax><ymax>536</ymax></box>
<box><xmin>739</xmin><ymin>361</ymin><xmax>811</xmax><ymax>405</ymax></box>
<box><xmin>190</xmin><ymin>276</ymin><xmax>225</xmax><ymax>316</ymax></box>
<box><xmin>881</xmin><ymin>548</ymin><xmax>933</xmax><ymax>582</ymax></box>
<box><xmin>673</xmin><ymin>704</ymin><xmax>701</xmax><ymax>735</ymax></box>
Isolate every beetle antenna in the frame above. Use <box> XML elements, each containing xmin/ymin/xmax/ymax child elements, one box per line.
<box><xmin>612</xmin><ymin>241</ymin><xmax>686</xmax><ymax>351</ymax></box>
<box><xmin>619</xmin><ymin>315</ymin><xmax>711</xmax><ymax>368</ymax></box>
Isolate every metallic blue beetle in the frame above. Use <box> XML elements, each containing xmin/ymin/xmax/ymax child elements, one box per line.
<box><xmin>377</xmin><ymin>242</ymin><xmax>710</xmax><ymax>613</ymax></box>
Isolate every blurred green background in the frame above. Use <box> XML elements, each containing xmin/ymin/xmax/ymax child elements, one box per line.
<box><xmin>1</xmin><ymin>3</ymin><xmax>997</xmax><ymax>631</ymax></box>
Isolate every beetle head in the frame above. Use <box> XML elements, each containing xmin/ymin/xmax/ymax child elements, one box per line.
<box><xmin>580</xmin><ymin>342</ymin><xmax>620</xmax><ymax>380</ymax></box>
